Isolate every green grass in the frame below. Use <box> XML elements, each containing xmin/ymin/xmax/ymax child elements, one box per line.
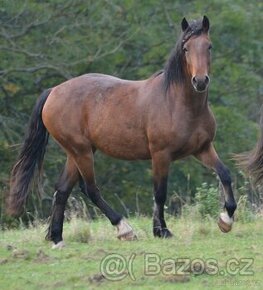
<box><xmin>0</xmin><ymin>215</ymin><xmax>262</xmax><ymax>290</ymax></box>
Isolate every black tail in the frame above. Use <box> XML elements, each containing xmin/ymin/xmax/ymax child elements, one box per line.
<box><xmin>7</xmin><ymin>89</ymin><xmax>52</xmax><ymax>217</ymax></box>
<box><xmin>236</xmin><ymin>107</ymin><xmax>263</xmax><ymax>185</ymax></box>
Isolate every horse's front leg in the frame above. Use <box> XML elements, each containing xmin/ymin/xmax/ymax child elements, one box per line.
<box><xmin>151</xmin><ymin>150</ymin><xmax>173</xmax><ymax>238</ymax></box>
<box><xmin>195</xmin><ymin>143</ymin><xmax>237</xmax><ymax>232</ymax></box>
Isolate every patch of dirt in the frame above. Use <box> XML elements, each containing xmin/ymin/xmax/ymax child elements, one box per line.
<box><xmin>163</xmin><ymin>274</ymin><xmax>191</xmax><ymax>283</ymax></box>
<box><xmin>88</xmin><ymin>273</ymin><xmax>106</xmax><ymax>284</ymax></box>
<box><xmin>52</xmin><ymin>281</ymin><xmax>66</xmax><ymax>288</ymax></box>
<box><xmin>0</xmin><ymin>258</ymin><xmax>8</xmax><ymax>265</ymax></box>
<box><xmin>6</xmin><ymin>244</ymin><xmax>16</xmax><ymax>251</ymax></box>
<box><xmin>198</xmin><ymin>225</ymin><xmax>210</xmax><ymax>236</ymax></box>
<box><xmin>81</xmin><ymin>254</ymin><xmax>97</xmax><ymax>261</ymax></box>
<box><xmin>185</xmin><ymin>262</ymin><xmax>213</xmax><ymax>275</ymax></box>
<box><xmin>12</xmin><ymin>249</ymin><xmax>30</xmax><ymax>260</ymax></box>
<box><xmin>81</xmin><ymin>248</ymin><xmax>109</xmax><ymax>260</ymax></box>
<box><xmin>94</xmin><ymin>249</ymin><xmax>109</xmax><ymax>256</ymax></box>
<box><xmin>34</xmin><ymin>249</ymin><xmax>52</xmax><ymax>263</ymax></box>
<box><xmin>38</xmin><ymin>281</ymin><xmax>66</xmax><ymax>289</ymax></box>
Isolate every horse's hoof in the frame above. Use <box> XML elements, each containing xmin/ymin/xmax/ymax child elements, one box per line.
<box><xmin>153</xmin><ymin>227</ymin><xmax>173</xmax><ymax>238</ymax></box>
<box><xmin>218</xmin><ymin>212</ymin><xmax>233</xmax><ymax>233</ymax></box>
<box><xmin>117</xmin><ymin>219</ymin><xmax>137</xmax><ymax>241</ymax></box>
<box><xmin>118</xmin><ymin>231</ymin><xmax>138</xmax><ymax>241</ymax></box>
<box><xmin>52</xmin><ymin>240</ymin><xmax>65</xmax><ymax>249</ymax></box>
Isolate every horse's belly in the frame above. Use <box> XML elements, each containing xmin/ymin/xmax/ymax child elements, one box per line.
<box><xmin>90</xmin><ymin>130</ymin><xmax>151</xmax><ymax>160</ymax></box>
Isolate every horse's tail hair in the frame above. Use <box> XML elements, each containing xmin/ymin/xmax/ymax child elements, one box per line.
<box><xmin>7</xmin><ymin>89</ymin><xmax>52</xmax><ymax>217</ymax></box>
<box><xmin>236</xmin><ymin>107</ymin><xmax>263</xmax><ymax>185</ymax></box>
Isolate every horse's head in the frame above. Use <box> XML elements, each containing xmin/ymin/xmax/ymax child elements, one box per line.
<box><xmin>181</xmin><ymin>16</ymin><xmax>212</xmax><ymax>93</ymax></box>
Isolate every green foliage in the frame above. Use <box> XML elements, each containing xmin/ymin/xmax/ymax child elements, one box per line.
<box><xmin>0</xmin><ymin>216</ymin><xmax>263</xmax><ymax>289</ymax></box>
<box><xmin>235</xmin><ymin>195</ymin><xmax>256</xmax><ymax>223</ymax></box>
<box><xmin>65</xmin><ymin>216</ymin><xmax>91</xmax><ymax>243</ymax></box>
<box><xmin>213</xmin><ymin>106</ymin><xmax>258</xmax><ymax>166</ymax></box>
<box><xmin>0</xmin><ymin>0</ymin><xmax>262</xmax><ymax>223</ymax></box>
<box><xmin>195</xmin><ymin>183</ymin><xmax>220</xmax><ymax>218</ymax></box>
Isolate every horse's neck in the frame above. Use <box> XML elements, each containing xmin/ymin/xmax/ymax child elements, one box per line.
<box><xmin>168</xmin><ymin>82</ymin><xmax>209</xmax><ymax>115</ymax></box>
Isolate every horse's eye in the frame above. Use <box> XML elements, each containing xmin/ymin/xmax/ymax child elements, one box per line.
<box><xmin>208</xmin><ymin>44</ymin><xmax>212</xmax><ymax>50</ymax></box>
<box><xmin>183</xmin><ymin>47</ymin><xmax>188</xmax><ymax>53</ymax></box>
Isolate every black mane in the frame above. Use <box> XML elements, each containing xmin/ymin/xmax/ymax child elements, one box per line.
<box><xmin>164</xmin><ymin>19</ymin><xmax>206</xmax><ymax>92</ymax></box>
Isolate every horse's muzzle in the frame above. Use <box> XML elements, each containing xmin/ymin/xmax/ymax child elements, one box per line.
<box><xmin>192</xmin><ymin>75</ymin><xmax>210</xmax><ymax>93</ymax></box>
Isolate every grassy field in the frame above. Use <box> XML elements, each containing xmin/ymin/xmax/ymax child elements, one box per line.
<box><xmin>0</xmin><ymin>214</ymin><xmax>262</xmax><ymax>290</ymax></box>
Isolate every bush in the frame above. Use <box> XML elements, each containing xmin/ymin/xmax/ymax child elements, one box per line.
<box><xmin>195</xmin><ymin>183</ymin><xmax>220</xmax><ymax>219</ymax></box>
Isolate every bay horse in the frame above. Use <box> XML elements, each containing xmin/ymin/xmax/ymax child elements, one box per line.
<box><xmin>7</xmin><ymin>16</ymin><xmax>237</xmax><ymax>248</ymax></box>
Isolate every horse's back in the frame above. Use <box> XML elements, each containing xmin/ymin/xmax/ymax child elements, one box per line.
<box><xmin>42</xmin><ymin>73</ymin><xmax>151</xmax><ymax>159</ymax></box>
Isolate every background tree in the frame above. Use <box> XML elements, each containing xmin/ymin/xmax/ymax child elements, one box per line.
<box><xmin>0</xmin><ymin>0</ymin><xmax>262</xmax><ymax>224</ymax></box>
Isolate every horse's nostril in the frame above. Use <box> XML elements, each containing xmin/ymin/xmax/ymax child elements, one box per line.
<box><xmin>205</xmin><ymin>75</ymin><xmax>210</xmax><ymax>84</ymax></box>
<box><xmin>192</xmin><ymin>76</ymin><xmax>197</xmax><ymax>84</ymax></box>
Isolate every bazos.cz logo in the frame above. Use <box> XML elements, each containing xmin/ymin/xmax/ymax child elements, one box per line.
<box><xmin>100</xmin><ymin>253</ymin><xmax>254</xmax><ymax>281</ymax></box>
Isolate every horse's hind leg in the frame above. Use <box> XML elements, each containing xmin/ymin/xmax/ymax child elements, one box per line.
<box><xmin>73</xmin><ymin>150</ymin><xmax>136</xmax><ymax>240</ymax></box>
<box><xmin>46</xmin><ymin>156</ymin><xmax>79</xmax><ymax>248</ymax></box>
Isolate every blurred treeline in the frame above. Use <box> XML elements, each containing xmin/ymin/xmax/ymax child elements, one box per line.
<box><xmin>0</xmin><ymin>0</ymin><xmax>262</xmax><ymax>224</ymax></box>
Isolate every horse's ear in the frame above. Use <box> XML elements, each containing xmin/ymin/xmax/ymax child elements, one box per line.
<box><xmin>181</xmin><ymin>17</ymin><xmax>189</xmax><ymax>32</ymax></box>
<box><xmin>202</xmin><ymin>15</ymin><xmax>210</xmax><ymax>32</ymax></box>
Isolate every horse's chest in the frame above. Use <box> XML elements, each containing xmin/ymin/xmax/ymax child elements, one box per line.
<box><xmin>169</xmin><ymin>124</ymin><xmax>213</xmax><ymax>159</ymax></box>
<box><xmin>146</xmin><ymin>108</ymin><xmax>215</xmax><ymax>158</ymax></box>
